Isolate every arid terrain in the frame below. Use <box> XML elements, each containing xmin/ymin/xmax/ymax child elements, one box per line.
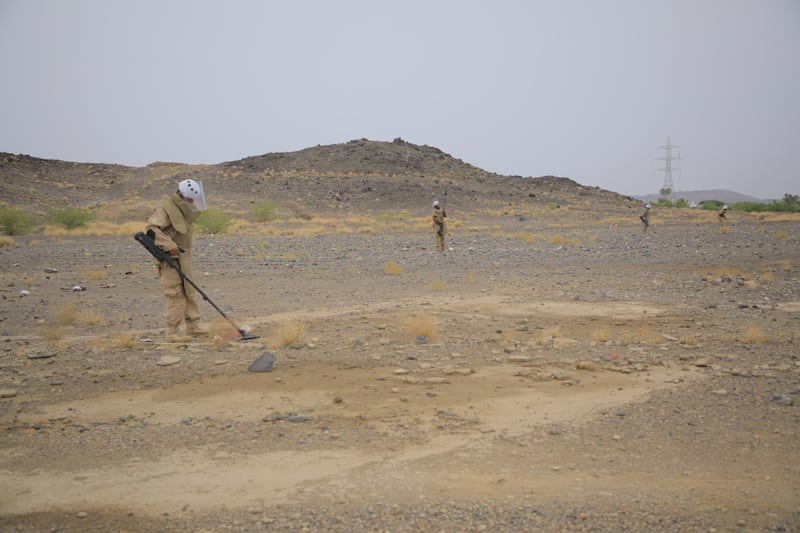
<box><xmin>1</xmin><ymin>140</ymin><xmax>799</xmax><ymax>531</ymax></box>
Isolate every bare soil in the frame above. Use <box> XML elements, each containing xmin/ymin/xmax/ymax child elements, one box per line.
<box><xmin>1</xmin><ymin>204</ymin><xmax>799</xmax><ymax>532</ymax></box>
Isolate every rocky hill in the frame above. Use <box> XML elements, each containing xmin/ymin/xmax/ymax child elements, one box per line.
<box><xmin>636</xmin><ymin>189</ymin><xmax>767</xmax><ymax>204</ymax></box>
<box><xmin>0</xmin><ymin>138</ymin><xmax>637</xmax><ymax>214</ymax></box>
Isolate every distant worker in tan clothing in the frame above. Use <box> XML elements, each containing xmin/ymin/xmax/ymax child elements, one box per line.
<box><xmin>145</xmin><ymin>179</ymin><xmax>209</xmax><ymax>341</ymax></box>
<box><xmin>432</xmin><ymin>199</ymin><xmax>447</xmax><ymax>251</ymax></box>
<box><xmin>639</xmin><ymin>203</ymin><xmax>651</xmax><ymax>233</ymax></box>
<box><xmin>718</xmin><ymin>204</ymin><xmax>728</xmax><ymax>229</ymax></box>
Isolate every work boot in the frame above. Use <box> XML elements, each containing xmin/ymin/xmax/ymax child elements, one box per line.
<box><xmin>186</xmin><ymin>320</ymin><xmax>209</xmax><ymax>337</ymax></box>
<box><xmin>165</xmin><ymin>326</ymin><xmax>191</xmax><ymax>343</ymax></box>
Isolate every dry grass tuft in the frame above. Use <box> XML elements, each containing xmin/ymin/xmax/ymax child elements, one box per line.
<box><xmin>638</xmin><ymin>324</ymin><xmax>664</xmax><ymax>344</ymax></box>
<box><xmin>429</xmin><ymin>279</ymin><xmax>448</xmax><ymax>291</ymax></box>
<box><xmin>271</xmin><ymin>321</ymin><xmax>308</xmax><ymax>348</ymax></box>
<box><xmin>405</xmin><ymin>313</ymin><xmax>435</xmax><ymax>341</ymax></box>
<box><xmin>535</xmin><ymin>325</ymin><xmax>561</xmax><ymax>345</ymax></box>
<box><xmin>85</xmin><ymin>269</ymin><xmax>106</xmax><ymax>280</ymax></box>
<box><xmin>741</xmin><ymin>324</ymin><xmax>766</xmax><ymax>344</ymax></box>
<box><xmin>53</xmin><ymin>303</ymin><xmax>104</xmax><ymax>326</ymax></box>
<box><xmin>773</xmin><ymin>230</ymin><xmax>788</xmax><ymax>240</ymax></box>
<box><xmin>713</xmin><ymin>266</ymin><xmax>739</xmax><ymax>278</ymax></box>
<box><xmin>0</xmin><ymin>236</ymin><xmax>14</xmax><ymax>246</ymax></box>
<box><xmin>720</xmin><ymin>226</ymin><xmax>732</xmax><ymax>234</ymax></box>
<box><xmin>114</xmin><ymin>333</ymin><xmax>138</xmax><ymax>349</ymax></box>
<box><xmin>549</xmin><ymin>234</ymin><xmax>564</xmax><ymax>245</ymax></box>
<box><xmin>590</xmin><ymin>327</ymin><xmax>612</xmax><ymax>343</ymax></box>
<box><xmin>384</xmin><ymin>260</ymin><xmax>403</xmax><ymax>275</ymax></box>
<box><xmin>23</xmin><ymin>277</ymin><xmax>34</xmax><ymax>288</ymax></box>
<box><xmin>680</xmin><ymin>333</ymin><xmax>698</xmax><ymax>346</ymax></box>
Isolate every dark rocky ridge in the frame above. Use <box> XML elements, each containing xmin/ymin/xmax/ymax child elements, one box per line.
<box><xmin>1</xmin><ymin>138</ymin><xmax>637</xmax><ymax>213</ymax></box>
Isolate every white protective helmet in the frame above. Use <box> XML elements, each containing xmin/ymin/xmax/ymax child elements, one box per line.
<box><xmin>722</xmin><ymin>204</ymin><xmax>728</xmax><ymax>210</ymax></box>
<box><xmin>433</xmin><ymin>199</ymin><xmax>440</xmax><ymax>207</ymax></box>
<box><xmin>645</xmin><ymin>203</ymin><xmax>651</xmax><ymax>209</ymax></box>
<box><xmin>178</xmin><ymin>179</ymin><xmax>207</xmax><ymax>211</ymax></box>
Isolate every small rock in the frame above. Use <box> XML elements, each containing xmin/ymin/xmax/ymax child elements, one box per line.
<box><xmin>772</xmin><ymin>394</ymin><xmax>794</xmax><ymax>406</ymax></box>
<box><xmin>0</xmin><ymin>389</ymin><xmax>17</xmax><ymax>398</ymax></box>
<box><xmin>27</xmin><ymin>350</ymin><xmax>56</xmax><ymax>360</ymax></box>
<box><xmin>157</xmin><ymin>355</ymin><xmax>182</xmax><ymax>366</ymax></box>
<box><xmin>248</xmin><ymin>352</ymin><xmax>275</xmax><ymax>372</ymax></box>
<box><xmin>393</xmin><ymin>368</ymin><xmax>410</xmax><ymax>375</ymax></box>
<box><xmin>693</xmin><ymin>356</ymin><xmax>713</xmax><ymax>367</ymax></box>
<box><xmin>575</xmin><ymin>361</ymin><xmax>598</xmax><ymax>371</ymax></box>
<box><xmin>44</xmin><ymin>268</ymin><xmax>58</xmax><ymax>273</ymax></box>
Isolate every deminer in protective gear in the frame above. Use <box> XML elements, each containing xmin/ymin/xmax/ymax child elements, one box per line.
<box><xmin>639</xmin><ymin>203</ymin><xmax>651</xmax><ymax>233</ymax></box>
<box><xmin>718</xmin><ymin>204</ymin><xmax>728</xmax><ymax>230</ymax></box>
<box><xmin>432</xmin><ymin>199</ymin><xmax>447</xmax><ymax>251</ymax></box>
<box><xmin>145</xmin><ymin>178</ymin><xmax>209</xmax><ymax>341</ymax></box>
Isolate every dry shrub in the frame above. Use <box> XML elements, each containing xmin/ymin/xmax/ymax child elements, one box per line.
<box><xmin>53</xmin><ymin>303</ymin><xmax>104</xmax><ymax>326</ymax></box>
<box><xmin>760</xmin><ymin>271</ymin><xmax>775</xmax><ymax>283</ymax></box>
<box><xmin>742</xmin><ymin>324</ymin><xmax>766</xmax><ymax>344</ymax></box>
<box><xmin>85</xmin><ymin>269</ymin><xmax>106</xmax><ymax>280</ymax></box>
<box><xmin>23</xmin><ymin>277</ymin><xmax>34</xmax><ymax>288</ymax></box>
<box><xmin>44</xmin><ymin>220</ymin><xmax>143</xmax><ymax>237</ymax></box>
<box><xmin>549</xmin><ymin>234</ymin><xmax>564</xmax><ymax>245</ymax></box>
<box><xmin>713</xmin><ymin>266</ymin><xmax>739</xmax><ymax>278</ymax></box>
<box><xmin>680</xmin><ymin>333</ymin><xmax>698</xmax><ymax>346</ymax></box>
<box><xmin>429</xmin><ymin>279</ymin><xmax>448</xmax><ymax>291</ymax></box>
<box><xmin>774</xmin><ymin>231</ymin><xmax>788</xmax><ymax>240</ymax></box>
<box><xmin>720</xmin><ymin>226</ymin><xmax>732</xmax><ymax>234</ymax></box>
<box><xmin>462</xmin><ymin>273</ymin><xmax>477</xmax><ymax>284</ymax></box>
<box><xmin>384</xmin><ymin>260</ymin><xmax>403</xmax><ymax>275</ymax></box>
<box><xmin>590</xmin><ymin>327</ymin><xmax>612</xmax><ymax>343</ymax></box>
<box><xmin>271</xmin><ymin>321</ymin><xmax>308</xmax><ymax>348</ymax></box>
<box><xmin>536</xmin><ymin>325</ymin><xmax>561</xmax><ymax>345</ymax></box>
<box><xmin>114</xmin><ymin>333</ymin><xmax>138</xmax><ymax>349</ymax></box>
<box><xmin>405</xmin><ymin>314</ymin><xmax>435</xmax><ymax>341</ymax></box>
<box><xmin>0</xmin><ymin>236</ymin><xmax>14</xmax><ymax>246</ymax></box>
<box><xmin>638</xmin><ymin>324</ymin><xmax>664</xmax><ymax>344</ymax></box>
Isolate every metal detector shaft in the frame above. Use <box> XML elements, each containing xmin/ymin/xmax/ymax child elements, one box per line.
<box><xmin>134</xmin><ymin>231</ymin><xmax>257</xmax><ymax>339</ymax></box>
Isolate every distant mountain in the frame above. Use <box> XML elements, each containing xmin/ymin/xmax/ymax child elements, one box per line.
<box><xmin>635</xmin><ymin>190</ymin><xmax>769</xmax><ymax>204</ymax></box>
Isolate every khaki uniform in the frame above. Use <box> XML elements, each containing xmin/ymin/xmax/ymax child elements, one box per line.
<box><xmin>718</xmin><ymin>208</ymin><xmax>727</xmax><ymax>227</ymax></box>
<box><xmin>432</xmin><ymin>206</ymin><xmax>446</xmax><ymax>251</ymax></box>
<box><xmin>639</xmin><ymin>208</ymin><xmax>650</xmax><ymax>233</ymax></box>
<box><xmin>145</xmin><ymin>194</ymin><xmax>203</xmax><ymax>337</ymax></box>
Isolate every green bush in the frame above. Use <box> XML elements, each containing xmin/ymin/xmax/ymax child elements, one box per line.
<box><xmin>196</xmin><ymin>207</ymin><xmax>232</xmax><ymax>234</ymax></box>
<box><xmin>47</xmin><ymin>207</ymin><xmax>94</xmax><ymax>229</ymax></box>
<box><xmin>253</xmin><ymin>201</ymin><xmax>277</xmax><ymax>222</ymax></box>
<box><xmin>699</xmin><ymin>200</ymin><xmax>724</xmax><ymax>211</ymax></box>
<box><xmin>0</xmin><ymin>206</ymin><xmax>36</xmax><ymax>235</ymax></box>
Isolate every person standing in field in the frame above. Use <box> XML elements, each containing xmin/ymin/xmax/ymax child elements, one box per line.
<box><xmin>432</xmin><ymin>199</ymin><xmax>447</xmax><ymax>251</ymax></box>
<box><xmin>640</xmin><ymin>203</ymin><xmax>651</xmax><ymax>233</ymax></box>
<box><xmin>145</xmin><ymin>178</ymin><xmax>209</xmax><ymax>341</ymax></box>
<box><xmin>718</xmin><ymin>204</ymin><xmax>729</xmax><ymax>229</ymax></box>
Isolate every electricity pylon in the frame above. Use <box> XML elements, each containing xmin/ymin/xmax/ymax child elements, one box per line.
<box><xmin>658</xmin><ymin>137</ymin><xmax>680</xmax><ymax>199</ymax></box>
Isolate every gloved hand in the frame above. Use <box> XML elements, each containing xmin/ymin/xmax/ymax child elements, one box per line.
<box><xmin>169</xmin><ymin>247</ymin><xmax>180</xmax><ymax>258</ymax></box>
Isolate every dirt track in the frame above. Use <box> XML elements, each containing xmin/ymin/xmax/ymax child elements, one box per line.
<box><xmin>1</xmin><ymin>208</ymin><xmax>799</xmax><ymax>531</ymax></box>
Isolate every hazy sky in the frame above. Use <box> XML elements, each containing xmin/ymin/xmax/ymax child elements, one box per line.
<box><xmin>1</xmin><ymin>1</ymin><xmax>798</xmax><ymax>199</ymax></box>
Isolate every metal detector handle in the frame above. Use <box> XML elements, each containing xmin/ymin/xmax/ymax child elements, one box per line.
<box><xmin>134</xmin><ymin>231</ymin><xmax>219</xmax><ymax>313</ymax></box>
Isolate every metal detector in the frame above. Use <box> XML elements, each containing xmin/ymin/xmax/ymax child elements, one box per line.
<box><xmin>134</xmin><ymin>231</ymin><xmax>259</xmax><ymax>341</ymax></box>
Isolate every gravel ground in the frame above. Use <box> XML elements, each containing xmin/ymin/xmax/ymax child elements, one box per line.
<box><xmin>1</xmin><ymin>210</ymin><xmax>799</xmax><ymax>532</ymax></box>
